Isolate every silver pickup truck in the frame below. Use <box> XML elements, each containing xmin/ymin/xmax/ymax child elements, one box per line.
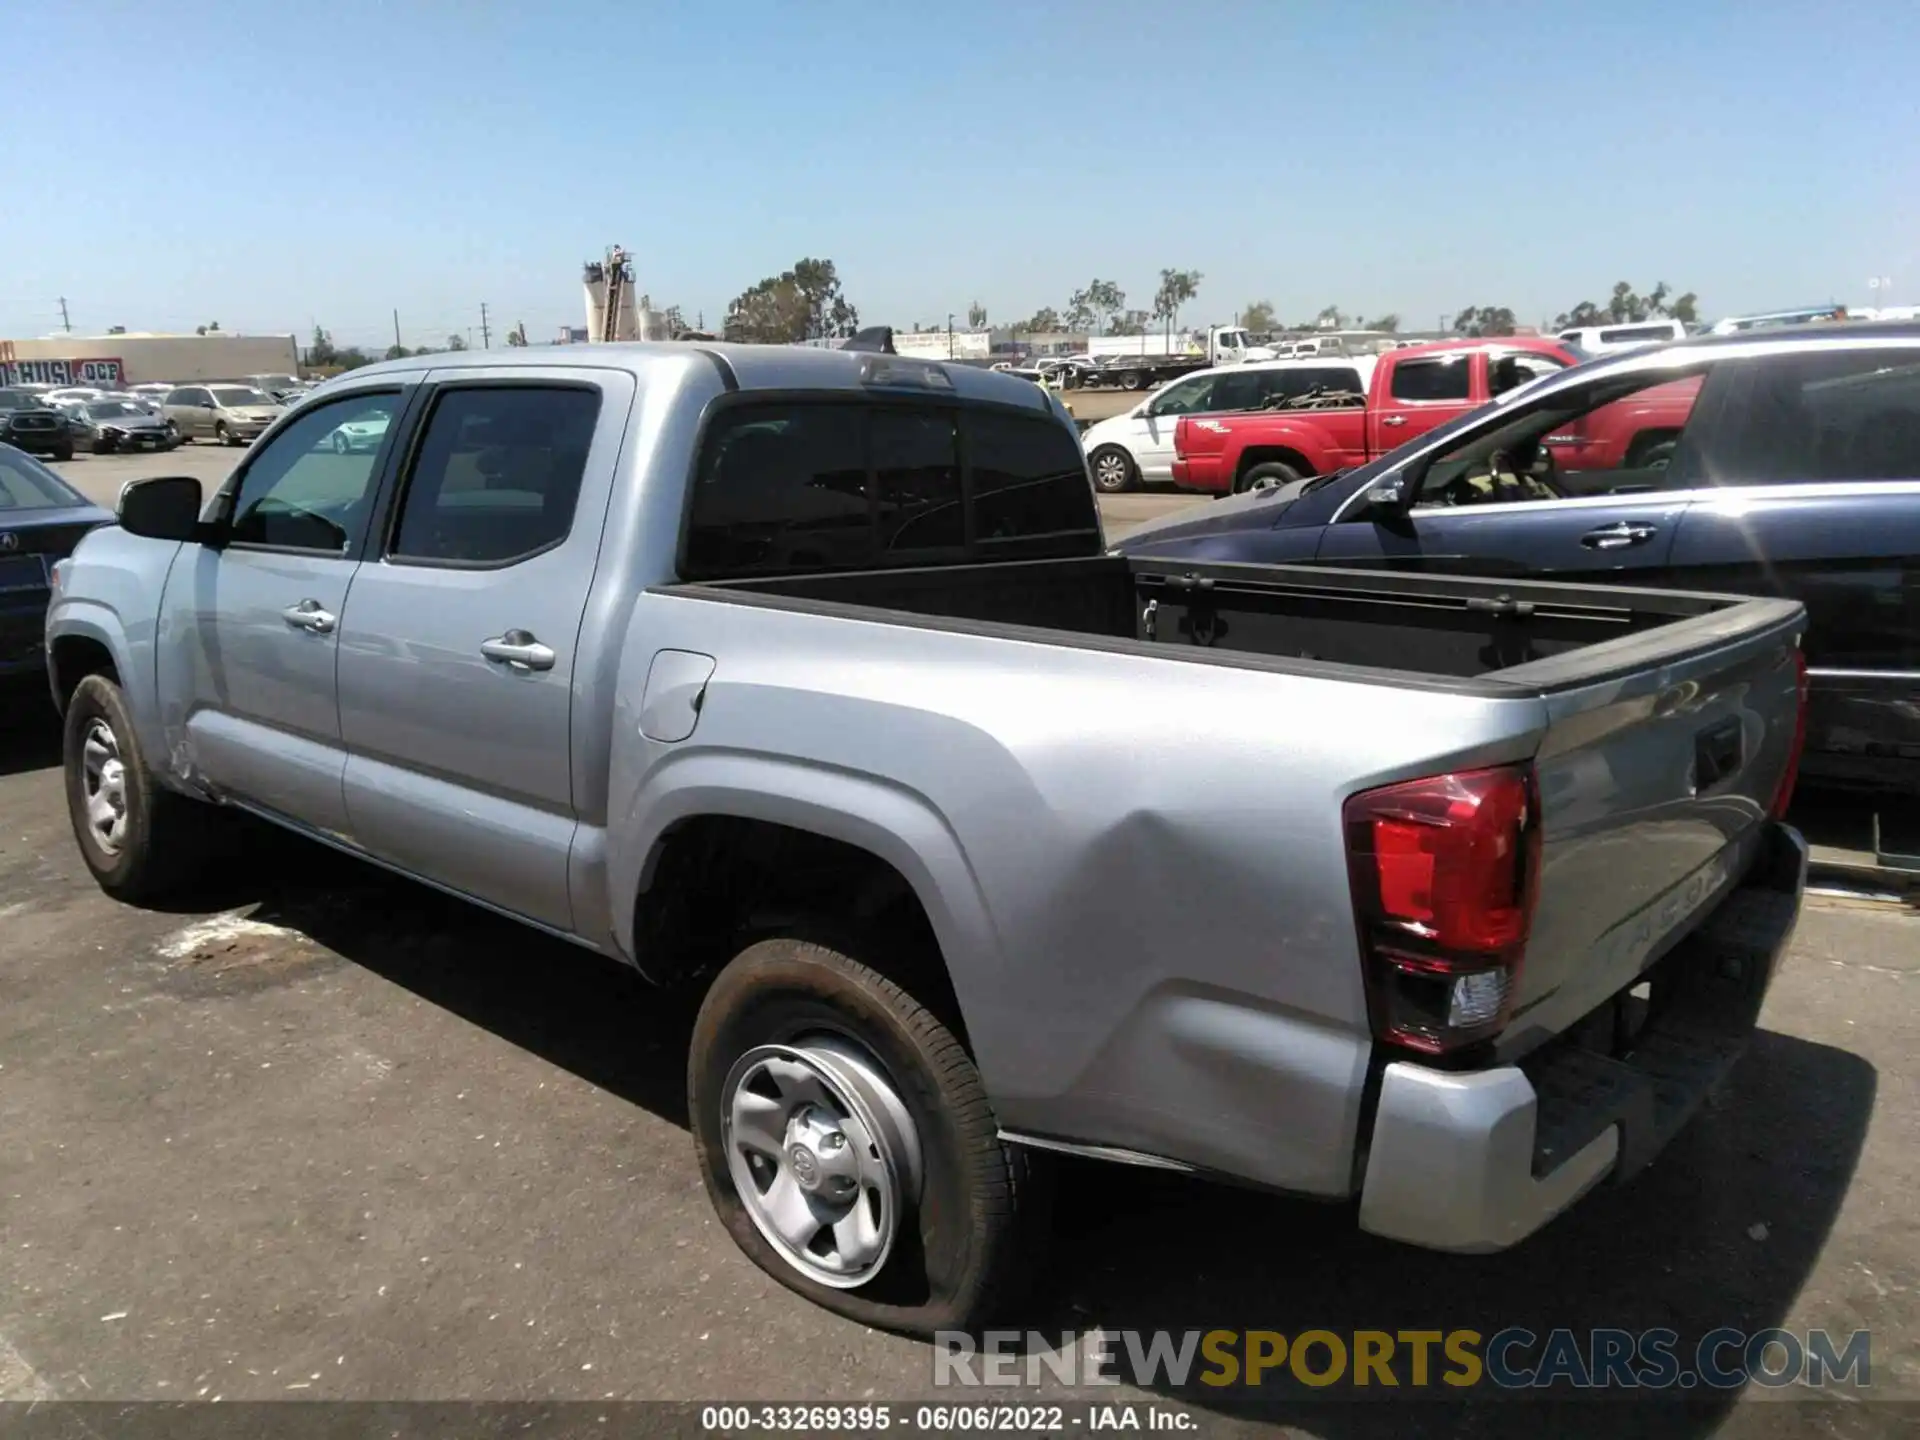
<box><xmin>46</xmin><ymin>344</ymin><xmax>1809</xmax><ymax>1334</ymax></box>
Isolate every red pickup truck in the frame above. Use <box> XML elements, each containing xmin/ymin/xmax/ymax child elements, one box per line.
<box><xmin>1172</xmin><ymin>338</ymin><xmax>1699</xmax><ymax>495</ymax></box>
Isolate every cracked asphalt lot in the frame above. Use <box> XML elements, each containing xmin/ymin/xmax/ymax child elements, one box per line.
<box><xmin>0</xmin><ymin>689</ymin><xmax>1915</xmax><ymax>1436</ymax></box>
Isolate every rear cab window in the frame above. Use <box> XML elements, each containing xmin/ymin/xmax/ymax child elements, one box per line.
<box><xmin>1390</xmin><ymin>356</ymin><xmax>1473</xmax><ymax>403</ymax></box>
<box><xmin>682</xmin><ymin>400</ymin><xmax>1099</xmax><ymax>579</ymax></box>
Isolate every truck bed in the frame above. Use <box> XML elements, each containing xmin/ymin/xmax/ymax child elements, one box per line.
<box><xmin>676</xmin><ymin>554</ymin><xmax>1799</xmax><ymax>693</ymax></box>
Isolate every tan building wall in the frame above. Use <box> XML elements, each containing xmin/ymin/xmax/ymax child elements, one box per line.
<box><xmin>0</xmin><ymin>333</ymin><xmax>300</xmax><ymax>386</ymax></box>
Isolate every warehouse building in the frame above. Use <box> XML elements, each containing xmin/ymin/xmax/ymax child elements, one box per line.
<box><xmin>0</xmin><ymin>332</ymin><xmax>300</xmax><ymax>388</ymax></box>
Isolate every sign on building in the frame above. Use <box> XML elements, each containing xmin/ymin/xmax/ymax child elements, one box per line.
<box><xmin>0</xmin><ymin>356</ymin><xmax>125</xmax><ymax>386</ymax></box>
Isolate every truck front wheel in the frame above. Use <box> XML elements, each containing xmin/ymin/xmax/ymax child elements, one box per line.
<box><xmin>688</xmin><ymin>933</ymin><xmax>1035</xmax><ymax>1333</ymax></box>
<box><xmin>62</xmin><ymin>674</ymin><xmax>217</xmax><ymax>903</ymax></box>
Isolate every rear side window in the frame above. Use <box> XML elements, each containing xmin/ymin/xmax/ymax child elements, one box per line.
<box><xmin>1690</xmin><ymin>348</ymin><xmax>1920</xmax><ymax>484</ymax></box>
<box><xmin>683</xmin><ymin>402</ymin><xmax>1098</xmax><ymax>578</ymax></box>
<box><xmin>1210</xmin><ymin>370</ymin><xmax>1268</xmax><ymax>412</ymax></box>
<box><xmin>388</xmin><ymin>386</ymin><xmax>601</xmax><ymax>565</ymax></box>
<box><xmin>1390</xmin><ymin>357</ymin><xmax>1471</xmax><ymax>403</ymax></box>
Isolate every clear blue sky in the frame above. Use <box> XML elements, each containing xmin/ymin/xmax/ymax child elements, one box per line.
<box><xmin>2</xmin><ymin>0</ymin><xmax>1913</xmax><ymax>348</ymax></box>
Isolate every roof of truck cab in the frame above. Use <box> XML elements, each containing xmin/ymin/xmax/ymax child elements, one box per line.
<box><xmin>314</xmin><ymin>341</ymin><xmax>1064</xmax><ymax>415</ymax></box>
<box><xmin>1380</xmin><ymin>336</ymin><xmax>1576</xmax><ymax>362</ymax></box>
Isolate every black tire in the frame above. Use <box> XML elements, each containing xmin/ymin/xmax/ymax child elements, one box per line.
<box><xmin>332</xmin><ymin>432</ymin><xmax>350</xmax><ymax>454</ymax></box>
<box><xmin>63</xmin><ymin>674</ymin><xmax>214</xmax><ymax>903</ymax></box>
<box><xmin>1119</xmin><ymin>370</ymin><xmax>1145</xmax><ymax>391</ymax></box>
<box><xmin>1088</xmin><ymin>444</ymin><xmax>1139</xmax><ymax>494</ymax></box>
<box><xmin>689</xmin><ymin>933</ymin><xmax>1035</xmax><ymax>1334</ymax></box>
<box><xmin>53</xmin><ymin>443</ymin><xmax>73</xmax><ymax>462</ymax></box>
<box><xmin>1236</xmin><ymin>460</ymin><xmax>1304</xmax><ymax>494</ymax></box>
<box><xmin>214</xmin><ymin>422</ymin><xmax>232</xmax><ymax>447</ymax></box>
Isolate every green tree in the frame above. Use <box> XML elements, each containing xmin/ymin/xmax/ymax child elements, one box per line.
<box><xmin>1362</xmin><ymin>313</ymin><xmax>1401</xmax><ymax>333</ymax></box>
<box><xmin>725</xmin><ymin>259</ymin><xmax>859</xmax><ymax>342</ymax></box>
<box><xmin>446</xmin><ymin>334</ymin><xmax>468</xmax><ymax>351</ymax></box>
<box><xmin>1018</xmin><ymin>307</ymin><xmax>1062</xmax><ymax>333</ymax></box>
<box><xmin>1240</xmin><ymin>300</ymin><xmax>1276</xmax><ymax>332</ymax></box>
<box><xmin>791</xmin><ymin>257</ymin><xmax>859</xmax><ymax>339</ymax></box>
<box><xmin>1065</xmin><ymin>278</ymin><xmax>1125</xmax><ymax>334</ymax></box>
<box><xmin>725</xmin><ymin>273</ymin><xmax>809</xmax><ymax>342</ymax></box>
<box><xmin>506</xmin><ymin>324</ymin><xmax>528</xmax><ymax>348</ymax></box>
<box><xmin>1454</xmin><ymin>305</ymin><xmax>1518</xmax><ymax>337</ymax></box>
<box><xmin>307</xmin><ymin>326</ymin><xmax>338</xmax><ymax>367</ymax></box>
<box><xmin>967</xmin><ymin>301</ymin><xmax>988</xmax><ymax>330</ymax></box>
<box><xmin>1313</xmin><ymin>304</ymin><xmax>1347</xmax><ymax>330</ymax></box>
<box><xmin>1153</xmin><ymin>268</ymin><xmax>1203</xmax><ymax>341</ymax></box>
<box><xmin>1554</xmin><ymin>281</ymin><xmax>1699</xmax><ymax>331</ymax></box>
<box><xmin>383</xmin><ymin>343</ymin><xmax>411</xmax><ymax>361</ymax></box>
<box><xmin>1109</xmin><ymin>309</ymin><xmax>1151</xmax><ymax>336</ymax></box>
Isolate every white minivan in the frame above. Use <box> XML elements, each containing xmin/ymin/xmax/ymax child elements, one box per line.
<box><xmin>1079</xmin><ymin>357</ymin><xmax>1376</xmax><ymax>493</ymax></box>
<box><xmin>1556</xmin><ymin>320</ymin><xmax>1687</xmax><ymax>355</ymax></box>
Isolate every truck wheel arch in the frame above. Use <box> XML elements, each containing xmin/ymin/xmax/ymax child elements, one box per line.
<box><xmin>612</xmin><ymin>765</ymin><xmax>1004</xmax><ymax>1068</ymax></box>
<box><xmin>49</xmin><ymin>631</ymin><xmax>121</xmax><ymax>711</ymax></box>
<box><xmin>1236</xmin><ymin>446</ymin><xmax>1316</xmax><ymax>487</ymax></box>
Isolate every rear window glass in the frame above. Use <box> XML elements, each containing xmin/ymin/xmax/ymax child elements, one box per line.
<box><xmin>1390</xmin><ymin>357</ymin><xmax>1472</xmax><ymax>403</ymax></box>
<box><xmin>683</xmin><ymin>402</ymin><xmax>1098</xmax><ymax>578</ymax></box>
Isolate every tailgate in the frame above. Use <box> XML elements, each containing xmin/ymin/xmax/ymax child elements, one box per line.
<box><xmin>1494</xmin><ymin>598</ymin><xmax>1806</xmax><ymax>1057</ymax></box>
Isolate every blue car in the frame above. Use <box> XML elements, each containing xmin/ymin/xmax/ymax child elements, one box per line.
<box><xmin>1119</xmin><ymin>322</ymin><xmax>1920</xmax><ymax>795</ymax></box>
<box><xmin>0</xmin><ymin>444</ymin><xmax>114</xmax><ymax>680</ymax></box>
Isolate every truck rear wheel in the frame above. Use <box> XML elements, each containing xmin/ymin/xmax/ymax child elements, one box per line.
<box><xmin>62</xmin><ymin>674</ymin><xmax>217</xmax><ymax>903</ymax></box>
<box><xmin>688</xmin><ymin>933</ymin><xmax>1034</xmax><ymax>1334</ymax></box>
<box><xmin>1119</xmin><ymin>370</ymin><xmax>1145</xmax><ymax>391</ymax></box>
<box><xmin>1237</xmin><ymin>460</ymin><xmax>1303</xmax><ymax>494</ymax></box>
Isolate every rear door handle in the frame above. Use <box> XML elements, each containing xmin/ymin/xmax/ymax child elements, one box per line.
<box><xmin>480</xmin><ymin>629</ymin><xmax>556</xmax><ymax>672</ymax></box>
<box><xmin>1580</xmin><ymin>522</ymin><xmax>1658</xmax><ymax>551</ymax></box>
<box><xmin>281</xmin><ymin>599</ymin><xmax>336</xmax><ymax>633</ymax></box>
<box><xmin>1382</xmin><ymin>415</ymin><xmax>1407</xmax><ymax>427</ymax></box>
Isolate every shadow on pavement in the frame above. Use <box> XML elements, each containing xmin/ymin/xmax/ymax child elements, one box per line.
<box><xmin>989</xmin><ymin>1029</ymin><xmax>1875</xmax><ymax>1436</ymax></box>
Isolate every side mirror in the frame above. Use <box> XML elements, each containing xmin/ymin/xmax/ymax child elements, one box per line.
<box><xmin>116</xmin><ymin>476</ymin><xmax>205</xmax><ymax>542</ymax></box>
<box><xmin>1363</xmin><ymin>474</ymin><xmax>1409</xmax><ymax>512</ymax></box>
<box><xmin>202</xmin><ymin>400</ymin><xmax>217</xmax><ymax>409</ymax></box>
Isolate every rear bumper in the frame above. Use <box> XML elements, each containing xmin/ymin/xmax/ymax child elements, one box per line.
<box><xmin>1357</xmin><ymin>821</ymin><xmax>1806</xmax><ymax>1253</ymax></box>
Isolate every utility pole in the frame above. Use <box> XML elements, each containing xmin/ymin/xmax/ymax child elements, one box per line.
<box><xmin>479</xmin><ymin>303</ymin><xmax>491</xmax><ymax>350</ymax></box>
<box><xmin>393</xmin><ymin>309</ymin><xmax>402</xmax><ymax>352</ymax></box>
<box><xmin>947</xmin><ymin>313</ymin><xmax>954</xmax><ymax>359</ymax></box>
<box><xmin>58</xmin><ymin>298</ymin><xmax>72</xmax><ymax>333</ymax></box>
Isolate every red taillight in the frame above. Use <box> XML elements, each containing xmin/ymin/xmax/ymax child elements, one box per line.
<box><xmin>1769</xmin><ymin>646</ymin><xmax>1809</xmax><ymax>820</ymax></box>
<box><xmin>1344</xmin><ymin>763</ymin><xmax>1542</xmax><ymax>1055</ymax></box>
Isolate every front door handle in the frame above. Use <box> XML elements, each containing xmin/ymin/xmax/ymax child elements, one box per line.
<box><xmin>1382</xmin><ymin>415</ymin><xmax>1407</xmax><ymax>427</ymax></box>
<box><xmin>281</xmin><ymin>599</ymin><xmax>336</xmax><ymax>633</ymax></box>
<box><xmin>480</xmin><ymin>629</ymin><xmax>556</xmax><ymax>673</ymax></box>
<box><xmin>1580</xmin><ymin>522</ymin><xmax>1658</xmax><ymax>551</ymax></box>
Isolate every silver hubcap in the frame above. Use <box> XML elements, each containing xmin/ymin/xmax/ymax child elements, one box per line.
<box><xmin>723</xmin><ymin>1037</ymin><xmax>921</xmax><ymax>1289</ymax></box>
<box><xmin>1095</xmin><ymin>454</ymin><xmax>1127</xmax><ymax>488</ymax></box>
<box><xmin>81</xmin><ymin>718</ymin><xmax>130</xmax><ymax>855</ymax></box>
